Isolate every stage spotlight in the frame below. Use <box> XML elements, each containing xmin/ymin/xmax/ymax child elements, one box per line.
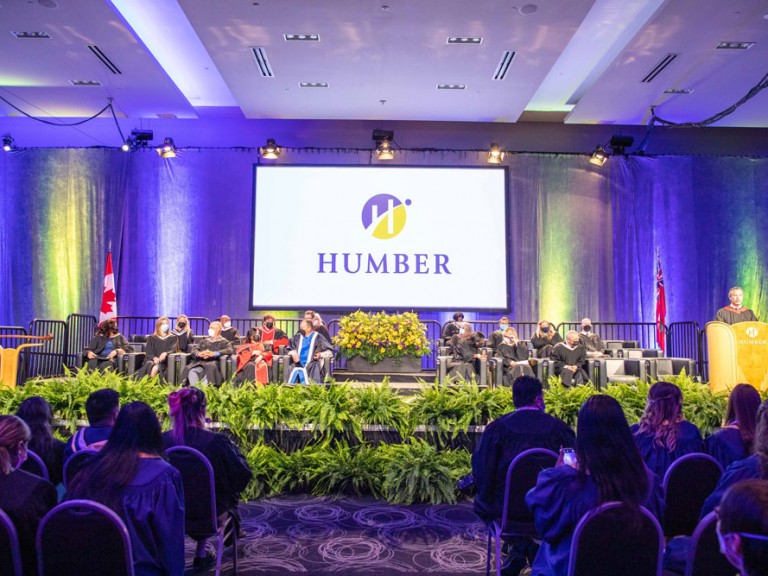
<box><xmin>372</xmin><ymin>129</ymin><xmax>395</xmax><ymax>161</ymax></box>
<box><xmin>609</xmin><ymin>135</ymin><xmax>634</xmax><ymax>155</ymax></box>
<box><xmin>487</xmin><ymin>143</ymin><xmax>505</xmax><ymax>164</ymax></box>
<box><xmin>121</xmin><ymin>139</ymin><xmax>132</xmax><ymax>152</ymax></box>
<box><xmin>2</xmin><ymin>134</ymin><xmax>16</xmax><ymax>152</ymax></box>
<box><xmin>156</xmin><ymin>137</ymin><xmax>176</xmax><ymax>158</ymax></box>
<box><xmin>259</xmin><ymin>138</ymin><xmax>281</xmax><ymax>159</ymax></box>
<box><xmin>589</xmin><ymin>145</ymin><xmax>608</xmax><ymax>166</ymax></box>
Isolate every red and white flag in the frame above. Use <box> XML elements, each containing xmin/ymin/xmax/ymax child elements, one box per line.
<box><xmin>99</xmin><ymin>249</ymin><xmax>117</xmax><ymax>323</ymax></box>
<box><xmin>655</xmin><ymin>249</ymin><xmax>666</xmax><ymax>352</ymax></box>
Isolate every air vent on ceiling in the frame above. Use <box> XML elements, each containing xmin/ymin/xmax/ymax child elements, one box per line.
<box><xmin>493</xmin><ymin>51</ymin><xmax>515</xmax><ymax>80</ymax></box>
<box><xmin>11</xmin><ymin>31</ymin><xmax>51</xmax><ymax>39</ymax></box>
<box><xmin>250</xmin><ymin>47</ymin><xmax>274</xmax><ymax>78</ymax></box>
<box><xmin>641</xmin><ymin>53</ymin><xmax>678</xmax><ymax>83</ymax></box>
<box><xmin>87</xmin><ymin>45</ymin><xmax>121</xmax><ymax>75</ymax></box>
<box><xmin>69</xmin><ymin>80</ymin><xmax>101</xmax><ymax>86</ymax></box>
<box><xmin>715</xmin><ymin>41</ymin><xmax>754</xmax><ymax>50</ymax></box>
<box><xmin>284</xmin><ymin>34</ymin><xmax>319</xmax><ymax>42</ymax></box>
<box><xmin>437</xmin><ymin>84</ymin><xmax>466</xmax><ymax>90</ymax></box>
<box><xmin>299</xmin><ymin>82</ymin><xmax>328</xmax><ymax>88</ymax></box>
<box><xmin>447</xmin><ymin>37</ymin><xmax>482</xmax><ymax>44</ymax></box>
<box><xmin>663</xmin><ymin>88</ymin><xmax>694</xmax><ymax>95</ymax></box>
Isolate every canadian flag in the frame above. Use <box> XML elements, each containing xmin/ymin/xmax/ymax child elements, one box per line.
<box><xmin>99</xmin><ymin>249</ymin><xmax>117</xmax><ymax>323</ymax></box>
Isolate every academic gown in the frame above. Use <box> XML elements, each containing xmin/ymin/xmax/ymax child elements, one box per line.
<box><xmin>448</xmin><ymin>335</ymin><xmax>479</xmax><ymax>382</ymax></box>
<box><xmin>181</xmin><ymin>336</ymin><xmax>234</xmax><ymax>386</ymax></box>
<box><xmin>497</xmin><ymin>341</ymin><xmax>533</xmax><ymax>384</ymax></box>
<box><xmin>706</xmin><ymin>426</ymin><xmax>750</xmax><ymax>469</ymax></box>
<box><xmin>530</xmin><ymin>332</ymin><xmax>562</xmax><ymax>358</ymax></box>
<box><xmin>258</xmin><ymin>326</ymin><xmax>290</xmax><ymax>354</ymax></box>
<box><xmin>85</xmin><ymin>333</ymin><xmax>134</xmax><ymax>371</ymax></box>
<box><xmin>171</xmin><ymin>328</ymin><xmax>194</xmax><ymax>353</ymax></box>
<box><xmin>221</xmin><ymin>326</ymin><xmax>240</xmax><ymax>343</ymax></box>
<box><xmin>578</xmin><ymin>332</ymin><xmax>605</xmax><ymax>354</ymax></box>
<box><xmin>700</xmin><ymin>455</ymin><xmax>761</xmax><ymax>519</ymax></box>
<box><xmin>630</xmin><ymin>420</ymin><xmax>704</xmax><ymax>478</ymax></box>
<box><xmin>550</xmin><ymin>342</ymin><xmax>588</xmax><ymax>386</ymax></box>
<box><xmin>286</xmin><ymin>331</ymin><xmax>334</xmax><ymax>383</ymax></box>
<box><xmin>234</xmin><ymin>342</ymin><xmax>272</xmax><ymax>385</ymax></box>
<box><xmin>442</xmin><ymin>322</ymin><xmax>460</xmax><ymax>344</ymax></box>
<box><xmin>714</xmin><ymin>306</ymin><xmax>758</xmax><ymax>324</ymax></box>
<box><xmin>487</xmin><ymin>330</ymin><xmax>505</xmax><ymax>354</ymax></box>
<box><xmin>135</xmin><ymin>334</ymin><xmax>178</xmax><ymax>380</ymax></box>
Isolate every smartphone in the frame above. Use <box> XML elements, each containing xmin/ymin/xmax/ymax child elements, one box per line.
<box><xmin>562</xmin><ymin>448</ymin><xmax>578</xmax><ymax>468</ymax></box>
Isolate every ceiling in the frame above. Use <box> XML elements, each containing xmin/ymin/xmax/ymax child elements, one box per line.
<box><xmin>0</xmin><ymin>0</ymin><xmax>767</xmax><ymax>148</ymax></box>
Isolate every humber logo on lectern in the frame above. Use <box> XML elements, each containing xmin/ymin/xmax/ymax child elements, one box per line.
<box><xmin>361</xmin><ymin>193</ymin><xmax>411</xmax><ymax>239</ymax></box>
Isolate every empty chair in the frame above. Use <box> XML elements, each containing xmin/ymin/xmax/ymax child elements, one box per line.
<box><xmin>567</xmin><ymin>502</ymin><xmax>663</xmax><ymax>576</ymax></box>
<box><xmin>486</xmin><ymin>448</ymin><xmax>558</xmax><ymax>576</ymax></box>
<box><xmin>663</xmin><ymin>453</ymin><xmax>723</xmax><ymax>537</ymax></box>
<box><xmin>596</xmin><ymin>358</ymin><xmax>647</xmax><ymax>388</ymax></box>
<box><xmin>682</xmin><ymin>511</ymin><xmax>734</xmax><ymax>576</ymax></box>
<box><xmin>0</xmin><ymin>508</ymin><xmax>23</xmax><ymax>576</ymax></box>
<box><xmin>36</xmin><ymin>499</ymin><xmax>134</xmax><ymax>576</ymax></box>
<box><xmin>62</xmin><ymin>448</ymin><xmax>98</xmax><ymax>488</ymax></box>
<box><xmin>625</xmin><ymin>349</ymin><xmax>664</xmax><ymax>359</ymax></box>
<box><xmin>647</xmin><ymin>357</ymin><xmax>696</xmax><ymax>380</ymax></box>
<box><xmin>20</xmin><ymin>449</ymin><xmax>49</xmax><ymax>481</ymax></box>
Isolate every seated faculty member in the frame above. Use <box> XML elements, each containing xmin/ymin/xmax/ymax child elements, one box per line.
<box><xmin>85</xmin><ymin>318</ymin><xmax>133</xmax><ymax>372</ymax></box>
<box><xmin>447</xmin><ymin>323</ymin><xmax>484</xmax><ymax>382</ymax></box>
<box><xmin>172</xmin><ymin>314</ymin><xmax>195</xmax><ymax>352</ymax></box>
<box><xmin>496</xmin><ymin>327</ymin><xmax>533</xmax><ymax>385</ymax></box>
<box><xmin>258</xmin><ymin>314</ymin><xmax>290</xmax><ymax>353</ymax></box>
<box><xmin>219</xmin><ymin>315</ymin><xmax>240</xmax><ymax>343</ymax></box>
<box><xmin>578</xmin><ymin>317</ymin><xmax>605</xmax><ymax>357</ymax></box>
<box><xmin>181</xmin><ymin>321</ymin><xmax>234</xmax><ymax>386</ymax></box>
<box><xmin>550</xmin><ymin>331</ymin><xmax>588</xmax><ymax>387</ymax></box>
<box><xmin>715</xmin><ymin>286</ymin><xmax>759</xmax><ymax>324</ymax></box>
<box><xmin>530</xmin><ymin>320</ymin><xmax>562</xmax><ymax>358</ymax></box>
<box><xmin>135</xmin><ymin>316</ymin><xmax>178</xmax><ymax>380</ymax></box>
<box><xmin>286</xmin><ymin>319</ymin><xmax>334</xmax><ymax>384</ymax></box>
<box><xmin>487</xmin><ymin>316</ymin><xmax>510</xmax><ymax>354</ymax></box>
<box><xmin>442</xmin><ymin>312</ymin><xmax>465</xmax><ymax>343</ymax></box>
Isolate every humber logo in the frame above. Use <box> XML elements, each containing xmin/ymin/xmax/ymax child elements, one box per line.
<box><xmin>361</xmin><ymin>194</ymin><xmax>411</xmax><ymax>239</ymax></box>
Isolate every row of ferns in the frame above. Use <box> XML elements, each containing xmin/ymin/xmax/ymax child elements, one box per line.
<box><xmin>1</xmin><ymin>369</ymin><xmax>759</xmax><ymax>505</ymax></box>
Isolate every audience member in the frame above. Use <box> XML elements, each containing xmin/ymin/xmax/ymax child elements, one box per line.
<box><xmin>526</xmin><ymin>395</ymin><xmax>665</xmax><ymax>576</ymax></box>
<box><xmin>286</xmin><ymin>319</ymin><xmax>334</xmax><ymax>383</ymax></box>
<box><xmin>181</xmin><ymin>321</ymin><xmax>234</xmax><ymax>387</ymax></box>
<box><xmin>702</xmin><ymin>399</ymin><xmax>768</xmax><ymax>518</ymax></box>
<box><xmin>631</xmin><ymin>381</ymin><xmax>704</xmax><ymax>478</ymax></box>
<box><xmin>163</xmin><ymin>387</ymin><xmax>253</xmax><ymax>570</ymax></box>
<box><xmin>487</xmin><ymin>316</ymin><xmax>510</xmax><ymax>354</ymax></box>
<box><xmin>85</xmin><ymin>318</ymin><xmax>133</xmax><ymax>372</ymax></box>
<box><xmin>578</xmin><ymin>317</ymin><xmax>605</xmax><ymax>357</ymax></box>
<box><xmin>715</xmin><ymin>286</ymin><xmax>759</xmax><ymax>324</ymax></box>
<box><xmin>304</xmin><ymin>310</ymin><xmax>332</xmax><ymax>342</ymax></box>
<box><xmin>550</xmin><ymin>331</ymin><xmax>588</xmax><ymax>387</ymax></box>
<box><xmin>16</xmin><ymin>396</ymin><xmax>66</xmax><ymax>485</ymax></box>
<box><xmin>67</xmin><ymin>402</ymin><xmax>185</xmax><ymax>576</ymax></box>
<box><xmin>219</xmin><ymin>315</ymin><xmax>240</xmax><ymax>343</ymax></box>
<box><xmin>258</xmin><ymin>314</ymin><xmax>289</xmax><ymax>353</ymax></box>
<box><xmin>707</xmin><ymin>384</ymin><xmax>762</xmax><ymax>469</ymax></box>
<box><xmin>172</xmin><ymin>314</ymin><xmax>195</xmax><ymax>353</ymax></box>
<box><xmin>63</xmin><ymin>388</ymin><xmax>120</xmax><ymax>462</ymax></box>
<box><xmin>234</xmin><ymin>328</ymin><xmax>272</xmax><ymax>385</ymax></box>
<box><xmin>496</xmin><ymin>327</ymin><xmax>533</xmax><ymax>385</ymax></box>
<box><xmin>473</xmin><ymin>376</ymin><xmax>575</xmax><ymax>574</ymax></box>
<box><xmin>530</xmin><ymin>320</ymin><xmax>562</xmax><ymax>358</ymax></box>
<box><xmin>447</xmin><ymin>323</ymin><xmax>484</xmax><ymax>382</ymax></box>
<box><xmin>442</xmin><ymin>312</ymin><xmax>465</xmax><ymax>343</ymax></box>
<box><xmin>716</xmin><ymin>479</ymin><xmax>768</xmax><ymax>576</ymax></box>
<box><xmin>136</xmin><ymin>316</ymin><xmax>178</xmax><ymax>380</ymax></box>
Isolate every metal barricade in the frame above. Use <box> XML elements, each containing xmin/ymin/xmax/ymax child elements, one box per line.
<box><xmin>26</xmin><ymin>319</ymin><xmax>68</xmax><ymax>378</ymax></box>
<box><xmin>65</xmin><ymin>314</ymin><xmax>97</xmax><ymax>368</ymax></box>
<box><xmin>0</xmin><ymin>326</ymin><xmax>29</xmax><ymax>386</ymax></box>
<box><xmin>698</xmin><ymin>328</ymin><xmax>709</xmax><ymax>382</ymax></box>
<box><xmin>667</xmin><ymin>321</ymin><xmax>701</xmax><ymax>363</ymax></box>
<box><xmin>116</xmin><ymin>316</ymin><xmax>158</xmax><ymax>341</ymax></box>
<box><xmin>556</xmin><ymin>322</ymin><xmax>660</xmax><ymax>349</ymax></box>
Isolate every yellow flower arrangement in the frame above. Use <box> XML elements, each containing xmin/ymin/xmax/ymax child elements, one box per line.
<box><xmin>334</xmin><ymin>310</ymin><xmax>431</xmax><ymax>364</ymax></box>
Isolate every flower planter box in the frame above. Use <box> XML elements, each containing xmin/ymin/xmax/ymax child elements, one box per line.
<box><xmin>346</xmin><ymin>356</ymin><xmax>422</xmax><ymax>373</ymax></box>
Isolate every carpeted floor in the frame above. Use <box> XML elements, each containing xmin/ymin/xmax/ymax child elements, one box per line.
<box><xmin>185</xmin><ymin>495</ymin><xmax>490</xmax><ymax>575</ymax></box>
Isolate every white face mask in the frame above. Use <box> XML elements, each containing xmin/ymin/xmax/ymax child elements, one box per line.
<box><xmin>208</xmin><ymin>329</ymin><xmax>216</xmax><ymax>337</ymax></box>
<box><xmin>223</xmin><ymin>322</ymin><xmax>232</xmax><ymax>329</ymax></box>
<box><xmin>160</xmin><ymin>324</ymin><xmax>169</xmax><ymax>333</ymax></box>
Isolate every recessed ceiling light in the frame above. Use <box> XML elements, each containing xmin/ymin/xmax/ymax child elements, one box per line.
<box><xmin>715</xmin><ymin>41</ymin><xmax>755</xmax><ymax>50</ymax></box>
<box><xmin>284</xmin><ymin>34</ymin><xmax>320</xmax><ymax>42</ymax></box>
<box><xmin>663</xmin><ymin>88</ymin><xmax>694</xmax><ymax>95</ymax></box>
<box><xmin>299</xmin><ymin>82</ymin><xmax>328</xmax><ymax>88</ymax></box>
<box><xmin>156</xmin><ymin>113</ymin><xmax>177</xmax><ymax>119</ymax></box>
<box><xmin>11</xmin><ymin>31</ymin><xmax>51</xmax><ymax>39</ymax></box>
<box><xmin>69</xmin><ymin>80</ymin><xmax>101</xmax><ymax>86</ymax></box>
<box><xmin>437</xmin><ymin>84</ymin><xmax>466</xmax><ymax>90</ymax></box>
<box><xmin>447</xmin><ymin>37</ymin><xmax>482</xmax><ymax>45</ymax></box>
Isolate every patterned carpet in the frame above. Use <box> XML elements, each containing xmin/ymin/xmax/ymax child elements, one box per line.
<box><xmin>185</xmin><ymin>495</ymin><xmax>489</xmax><ymax>575</ymax></box>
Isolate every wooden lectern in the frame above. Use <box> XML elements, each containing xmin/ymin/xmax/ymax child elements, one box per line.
<box><xmin>0</xmin><ymin>334</ymin><xmax>53</xmax><ymax>388</ymax></box>
<box><xmin>706</xmin><ymin>321</ymin><xmax>768</xmax><ymax>393</ymax></box>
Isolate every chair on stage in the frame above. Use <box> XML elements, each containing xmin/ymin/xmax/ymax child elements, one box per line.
<box><xmin>173</xmin><ymin>352</ymin><xmax>234</xmax><ymax>386</ymax></box>
<box><xmin>647</xmin><ymin>357</ymin><xmax>697</xmax><ymax>380</ymax></box>
<box><xmin>567</xmin><ymin>502</ymin><xmax>663</xmax><ymax>576</ymax></box>
<box><xmin>282</xmin><ymin>353</ymin><xmax>333</xmax><ymax>384</ymax></box>
<box><xmin>37</xmin><ymin>500</ymin><xmax>134</xmax><ymax>576</ymax></box>
<box><xmin>682</xmin><ymin>512</ymin><xmax>734</xmax><ymax>576</ymax></box>
<box><xmin>625</xmin><ymin>349</ymin><xmax>664</xmax><ymax>359</ymax></box>
<box><xmin>603</xmin><ymin>340</ymin><xmax>639</xmax><ymax>357</ymax></box>
<box><xmin>166</xmin><ymin>446</ymin><xmax>238</xmax><ymax>576</ymax></box>
<box><xmin>595</xmin><ymin>358</ymin><xmax>647</xmax><ymax>389</ymax></box>
<box><xmin>662</xmin><ymin>453</ymin><xmax>723</xmax><ymax>538</ymax></box>
<box><xmin>20</xmin><ymin>449</ymin><xmax>49</xmax><ymax>481</ymax></box>
<box><xmin>62</xmin><ymin>448</ymin><xmax>99</xmax><ymax>488</ymax></box>
<box><xmin>0</xmin><ymin>508</ymin><xmax>23</xmax><ymax>576</ymax></box>
<box><xmin>486</xmin><ymin>448</ymin><xmax>558</xmax><ymax>576</ymax></box>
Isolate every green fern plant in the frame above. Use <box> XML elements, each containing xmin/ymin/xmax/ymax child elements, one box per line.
<box><xmin>298</xmin><ymin>383</ymin><xmax>362</xmax><ymax>442</ymax></box>
<box><xmin>309</xmin><ymin>442</ymin><xmax>386</xmax><ymax>498</ymax></box>
<box><xmin>352</xmin><ymin>379</ymin><xmax>411</xmax><ymax>437</ymax></box>
<box><xmin>543</xmin><ymin>377</ymin><xmax>598</xmax><ymax>427</ymax></box>
<box><xmin>381</xmin><ymin>439</ymin><xmax>457</xmax><ymax>505</ymax></box>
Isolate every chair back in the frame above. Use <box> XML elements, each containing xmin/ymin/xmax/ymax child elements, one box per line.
<box><xmin>663</xmin><ymin>453</ymin><xmax>723</xmax><ymax>537</ymax></box>
<box><xmin>500</xmin><ymin>448</ymin><xmax>558</xmax><ymax>535</ymax></box>
<box><xmin>36</xmin><ymin>499</ymin><xmax>134</xmax><ymax>576</ymax></box>
<box><xmin>684</xmin><ymin>512</ymin><xmax>734</xmax><ymax>576</ymax></box>
<box><xmin>166</xmin><ymin>446</ymin><xmax>218</xmax><ymax>538</ymax></box>
<box><xmin>62</xmin><ymin>448</ymin><xmax>99</xmax><ymax>488</ymax></box>
<box><xmin>568</xmin><ymin>502</ymin><xmax>663</xmax><ymax>576</ymax></box>
<box><xmin>0</xmin><ymin>508</ymin><xmax>22</xmax><ymax>576</ymax></box>
<box><xmin>20</xmin><ymin>449</ymin><xmax>49</xmax><ymax>481</ymax></box>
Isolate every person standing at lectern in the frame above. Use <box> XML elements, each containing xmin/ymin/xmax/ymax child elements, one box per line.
<box><xmin>715</xmin><ymin>286</ymin><xmax>758</xmax><ymax>324</ymax></box>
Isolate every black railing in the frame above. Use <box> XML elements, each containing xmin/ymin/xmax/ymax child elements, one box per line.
<box><xmin>65</xmin><ymin>314</ymin><xmax>97</xmax><ymax>368</ymax></box>
<box><xmin>440</xmin><ymin>321</ymin><xmax>540</xmax><ymax>340</ymax></box>
<box><xmin>26</xmin><ymin>319</ymin><xmax>68</xmax><ymax>378</ymax></box>
<box><xmin>556</xmin><ymin>322</ymin><xmax>660</xmax><ymax>349</ymax></box>
<box><xmin>667</xmin><ymin>321</ymin><xmax>701</xmax><ymax>362</ymax></box>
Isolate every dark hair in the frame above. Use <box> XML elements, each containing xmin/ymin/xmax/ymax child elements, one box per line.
<box><xmin>719</xmin><ymin>479</ymin><xmax>768</xmax><ymax>576</ymax></box>
<box><xmin>15</xmin><ymin>396</ymin><xmax>56</xmax><ymax>463</ymax></box>
<box><xmin>167</xmin><ymin>387</ymin><xmax>207</xmax><ymax>445</ymax></box>
<box><xmin>245</xmin><ymin>327</ymin><xmax>261</xmax><ymax>343</ymax></box>
<box><xmin>97</xmin><ymin>319</ymin><xmax>118</xmax><ymax>337</ymax></box>
<box><xmin>755</xmin><ymin>401</ymin><xmax>768</xmax><ymax>478</ymax></box>
<box><xmin>452</xmin><ymin>312</ymin><xmax>464</xmax><ymax>321</ymax></box>
<box><xmin>576</xmin><ymin>395</ymin><xmax>649</xmax><ymax>505</ymax></box>
<box><xmin>724</xmin><ymin>384</ymin><xmax>762</xmax><ymax>453</ymax></box>
<box><xmin>512</xmin><ymin>376</ymin><xmax>543</xmax><ymax>408</ymax></box>
<box><xmin>85</xmin><ymin>388</ymin><xmax>120</xmax><ymax>425</ymax></box>
<box><xmin>471</xmin><ymin>331</ymin><xmax>485</xmax><ymax>347</ymax></box>
<box><xmin>635</xmin><ymin>382</ymin><xmax>684</xmax><ymax>451</ymax></box>
<box><xmin>67</xmin><ymin>402</ymin><xmax>165</xmax><ymax>510</ymax></box>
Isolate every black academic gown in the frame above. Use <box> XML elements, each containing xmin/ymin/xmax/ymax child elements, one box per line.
<box><xmin>286</xmin><ymin>331</ymin><xmax>334</xmax><ymax>383</ymax></box>
<box><xmin>181</xmin><ymin>337</ymin><xmax>234</xmax><ymax>386</ymax></box>
<box><xmin>171</xmin><ymin>328</ymin><xmax>195</xmax><ymax>352</ymax></box>
<box><xmin>715</xmin><ymin>306</ymin><xmax>758</xmax><ymax>325</ymax></box>
<box><xmin>530</xmin><ymin>332</ymin><xmax>562</xmax><ymax>358</ymax></box>
<box><xmin>448</xmin><ymin>335</ymin><xmax>479</xmax><ymax>382</ymax></box>
<box><xmin>550</xmin><ymin>342</ymin><xmax>588</xmax><ymax>387</ymax></box>
<box><xmin>85</xmin><ymin>333</ymin><xmax>133</xmax><ymax>371</ymax></box>
<box><xmin>136</xmin><ymin>334</ymin><xmax>178</xmax><ymax>380</ymax></box>
<box><xmin>497</xmin><ymin>341</ymin><xmax>533</xmax><ymax>384</ymax></box>
<box><xmin>221</xmin><ymin>326</ymin><xmax>240</xmax><ymax>343</ymax></box>
<box><xmin>578</xmin><ymin>332</ymin><xmax>604</xmax><ymax>354</ymax></box>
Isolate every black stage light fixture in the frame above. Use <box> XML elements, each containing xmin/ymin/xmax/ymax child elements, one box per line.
<box><xmin>609</xmin><ymin>135</ymin><xmax>634</xmax><ymax>155</ymax></box>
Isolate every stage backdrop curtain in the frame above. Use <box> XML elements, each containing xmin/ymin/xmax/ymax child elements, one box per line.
<box><xmin>1</xmin><ymin>149</ymin><xmax>766</xmax><ymax>331</ymax></box>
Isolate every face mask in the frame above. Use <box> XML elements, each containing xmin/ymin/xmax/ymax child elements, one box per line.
<box><xmin>160</xmin><ymin>324</ymin><xmax>169</xmax><ymax>333</ymax></box>
<box><xmin>178</xmin><ymin>321</ymin><xmax>187</xmax><ymax>329</ymax></box>
<box><xmin>208</xmin><ymin>329</ymin><xmax>216</xmax><ymax>337</ymax></box>
<box><xmin>455</xmin><ymin>321</ymin><xmax>462</xmax><ymax>327</ymax></box>
<box><xmin>223</xmin><ymin>322</ymin><xmax>232</xmax><ymax>329</ymax></box>
<box><xmin>265</xmin><ymin>322</ymin><xmax>274</xmax><ymax>329</ymax></box>
<box><xmin>499</xmin><ymin>324</ymin><xmax>508</xmax><ymax>331</ymax></box>
<box><xmin>541</xmin><ymin>326</ymin><xmax>550</xmax><ymax>333</ymax></box>
<box><xmin>583</xmin><ymin>325</ymin><xmax>592</xmax><ymax>332</ymax></box>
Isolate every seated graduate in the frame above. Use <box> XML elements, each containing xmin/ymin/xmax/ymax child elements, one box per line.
<box><xmin>258</xmin><ymin>314</ymin><xmax>290</xmax><ymax>353</ymax></box>
<box><xmin>701</xmin><ymin>399</ymin><xmax>768</xmax><ymax>518</ymax></box>
<box><xmin>496</xmin><ymin>327</ymin><xmax>534</xmax><ymax>386</ymax></box>
<box><xmin>707</xmin><ymin>384</ymin><xmax>762</xmax><ymax>469</ymax></box>
<box><xmin>716</xmin><ymin>479</ymin><xmax>768</xmax><ymax>576</ymax></box>
<box><xmin>234</xmin><ymin>327</ymin><xmax>272</xmax><ymax>385</ymax></box>
<box><xmin>171</xmin><ymin>314</ymin><xmax>195</xmax><ymax>352</ymax></box>
<box><xmin>448</xmin><ymin>323</ymin><xmax>485</xmax><ymax>382</ymax></box>
<box><xmin>286</xmin><ymin>319</ymin><xmax>334</xmax><ymax>384</ymax></box>
<box><xmin>530</xmin><ymin>319</ymin><xmax>562</xmax><ymax>358</ymax></box>
<box><xmin>487</xmin><ymin>316</ymin><xmax>510</xmax><ymax>354</ymax></box>
<box><xmin>715</xmin><ymin>286</ymin><xmax>759</xmax><ymax>325</ymax></box>
<box><xmin>304</xmin><ymin>310</ymin><xmax>332</xmax><ymax>343</ymax></box>
<box><xmin>526</xmin><ymin>395</ymin><xmax>665</xmax><ymax>576</ymax></box>
<box><xmin>16</xmin><ymin>396</ymin><xmax>66</xmax><ymax>486</ymax></box>
<box><xmin>219</xmin><ymin>315</ymin><xmax>240</xmax><ymax>343</ymax></box>
<box><xmin>578</xmin><ymin>317</ymin><xmax>605</xmax><ymax>357</ymax></box>
<box><xmin>163</xmin><ymin>388</ymin><xmax>253</xmax><ymax>571</ymax></box>
<box><xmin>550</xmin><ymin>331</ymin><xmax>588</xmax><ymax>387</ymax></box>
<box><xmin>85</xmin><ymin>318</ymin><xmax>133</xmax><ymax>372</ymax></box>
<box><xmin>442</xmin><ymin>312</ymin><xmax>464</xmax><ymax>344</ymax></box>
<box><xmin>630</xmin><ymin>381</ymin><xmax>703</xmax><ymax>478</ymax></box>
<box><xmin>64</xmin><ymin>388</ymin><xmax>119</xmax><ymax>462</ymax></box>
<box><xmin>180</xmin><ymin>321</ymin><xmax>234</xmax><ymax>387</ymax></box>
<box><xmin>0</xmin><ymin>415</ymin><xmax>57</xmax><ymax>576</ymax></box>
<box><xmin>136</xmin><ymin>316</ymin><xmax>178</xmax><ymax>381</ymax></box>
<box><xmin>67</xmin><ymin>402</ymin><xmax>185</xmax><ymax>576</ymax></box>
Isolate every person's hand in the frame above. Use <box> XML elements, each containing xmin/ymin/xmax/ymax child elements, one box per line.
<box><xmin>86</xmin><ymin>351</ymin><xmax>96</xmax><ymax>359</ymax></box>
<box><xmin>313</xmin><ymin>352</ymin><xmax>321</xmax><ymax>360</ymax></box>
<box><xmin>107</xmin><ymin>351</ymin><xmax>117</xmax><ymax>359</ymax></box>
<box><xmin>159</xmin><ymin>352</ymin><xmax>167</xmax><ymax>361</ymax></box>
<box><xmin>116</xmin><ymin>349</ymin><xmax>125</xmax><ymax>356</ymax></box>
<box><xmin>290</xmin><ymin>351</ymin><xmax>299</xmax><ymax>362</ymax></box>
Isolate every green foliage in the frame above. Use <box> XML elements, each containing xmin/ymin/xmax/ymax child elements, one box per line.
<box><xmin>543</xmin><ymin>378</ymin><xmax>598</xmax><ymax>427</ymax></box>
<box><xmin>309</xmin><ymin>442</ymin><xmax>387</xmax><ymax>498</ymax></box>
<box><xmin>380</xmin><ymin>439</ymin><xmax>458</xmax><ymax>505</ymax></box>
<box><xmin>298</xmin><ymin>383</ymin><xmax>362</xmax><ymax>442</ymax></box>
<box><xmin>352</xmin><ymin>380</ymin><xmax>412</xmax><ymax>437</ymax></box>
<box><xmin>603</xmin><ymin>380</ymin><xmax>650</xmax><ymax>426</ymax></box>
<box><xmin>334</xmin><ymin>310</ymin><xmax>431</xmax><ymax>364</ymax></box>
<box><xmin>661</xmin><ymin>372</ymin><xmax>728</xmax><ymax>435</ymax></box>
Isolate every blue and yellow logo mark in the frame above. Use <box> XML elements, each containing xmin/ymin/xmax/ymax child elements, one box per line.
<box><xmin>361</xmin><ymin>194</ymin><xmax>411</xmax><ymax>239</ymax></box>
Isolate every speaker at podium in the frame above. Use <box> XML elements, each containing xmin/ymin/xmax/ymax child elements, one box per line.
<box><xmin>706</xmin><ymin>321</ymin><xmax>768</xmax><ymax>393</ymax></box>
